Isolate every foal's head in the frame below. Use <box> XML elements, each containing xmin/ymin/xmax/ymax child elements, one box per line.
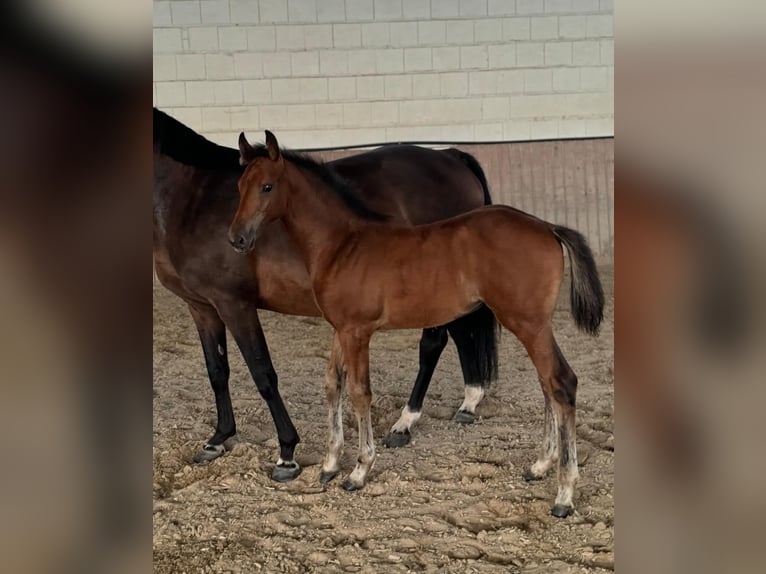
<box><xmin>228</xmin><ymin>130</ymin><xmax>287</xmax><ymax>253</ymax></box>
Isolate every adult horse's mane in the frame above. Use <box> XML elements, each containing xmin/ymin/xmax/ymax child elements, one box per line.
<box><xmin>153</xmin><ymin>107</ymin><xmax>242</xmax><ymax>171</ymax></box>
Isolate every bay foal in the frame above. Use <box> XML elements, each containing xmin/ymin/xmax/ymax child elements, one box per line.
<box><xmin>229</xmin><ymin>132</ymin><xmax>604</xmax><ymax>517</ymax></box>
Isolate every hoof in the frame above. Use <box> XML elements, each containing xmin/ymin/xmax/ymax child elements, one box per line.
<box><xmin>271</xmin><ymin>462</ymin><xmax>301</xmax><ymax>483</ymax></box>
<box><xmin>452</xmin><ymin>409</ymin><xmax>477</xmax><ymax>425</ymax></box>
<box><xmin>341</xmin><ymin>478</ymin><xmax>363</xmax><ymax>492</ymax></box>
<box><xmin>382</xmin><ymin>430</ymin><xmax>411</xmax><ymax>448</ymax></box>
<box><xmin>522</xmin><ymin>469</ymin><xmax>544</xmax><ymax>482</ymax></box>
<box><xmin>193</xmin><ymin>443</ymin><xmax>225</xmax><ymax>463</ymax></box>
<box><xmin>551</xmin><ymin>504</ymin><xmax>574</xmax><ymax>518</ymax></box>
<box><xmin>319</xmin><ymin>470</ymin><xmax>339</xmax><ymax>484</ymax></box>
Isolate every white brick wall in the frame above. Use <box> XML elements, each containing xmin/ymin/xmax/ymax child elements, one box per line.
<box><xmin>153</xmin><ymin>0</ymin><xmax>613</xmax><ymax>147</ymax></box>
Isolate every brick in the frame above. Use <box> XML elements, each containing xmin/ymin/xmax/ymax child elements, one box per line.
<box><xmin>185</xmin><ymin>81</ymin><xmax>216</xmax><ymax>105</ymax></box>
<box><xmin>475</xmin><ymin>19</ymin><xmax>502</xmax><ymax>42</ymax></box>
<box><xmin>566</xmin><ymin>92</ymin><xmax>612</xmax><ymax>114</ymax></box>
<box><xmin>234</xmin><ymin>52</ymin><xmax>262</xmax><ymax>77</ymax></box>
<box><xmin>348</xmin><ymin>50</ymin><xmax>377</xmax><ymax>74</ymax></box>
<box><xmin>384</xmin><ymin>75</ymin><xmax>412</xmax><ymax>98</ymax></box>
<box><xmin>287</xmin><ymin>104</ymin><xmax>315</xmax><ymax>127</ymax></box>
<box><xmin>315</xmin><ymin>103</ymin><xmax>344</xmax><ymax>127</ymax></box>
<box><xmin>559</xmin><ymin>15</ymin><xmax>586</xmax><ymax>38</ymax></box>
<box><xmin>262</xmin><ymin>52</ymin><xmax>292</xmax><ymax>77</ymax></box>
<box><xmin>515</xmin><ymin>42</ymin><xmax>543</xmax><ymax>66</ymax></box>
<box><xmin>531</xmin><ymin>16</ymin><xmax>557</xmax><ymax>39</ymax></box>
<box><xmin>572</xmin><ymin>40</ymin><xmax>600</xmax><ymax>64</ymax></box>
<box><xmin>153</xmin><ymin>55</ymin><xmax>176</xmax><ymax>81</ymax></box>
<box><xmin>155</xmin><ymin>82</ymin><xmax>186</xmax><ymax>106</ymax></box>
<box><xmin>304</xmin><ymin>25</ymin><xmax>333</xmax><ymax>48</ymax></box>
<box><xmin>585</xmin><ymin>116</ymin><xmax>613</xmax><ymax>136</ymax></box>
<box><xmin>503</xmin><ymin>119</ymin><xmax>531</xmax><ymax>140</ymax></box>
<box><xmin>168</xmin><ymin>108</ymin><xmax>202</xmax><ymax>130</ymax></box>
<box><xmin>370</xmin><ymin>101</ymin><xmax>399</xmax><ymax>125</ymax></box>
<box><xmin>445</xmin><ymin>20</ymin><xmax>474</xmax><ymax>44</ymax></box>
<box><xmin>229</xmin><ymin>106</ymin><xmax>260</xmax><ymax>130</ymax></box>
<box><xmin>502</xmin><ymin>18</ymin><xmax>530</xmax><ymax>40</ymax></box>
<box><xmin>530</xmin><ymin>119</ymin><xmax>558</xmax><ymax>139</ymax></box>
<box><xmin>347</xmin><ymin>0</ymin><xmax>374</xmax><ymax>20</ymax></box>
<box><xmin>516</xmin><ymin>0</ymin><xmax>543</xmax><ymax>15</ymax></box>
<box><xmin>573</xmin><ymin>0</ymin><xmax>599</xmax><ymax>10</ymax></box>
<box><xmin>375</xmin><ymin>48</ymin><xmax>404</xmax><ymax>73</ymax></box>
<box><xmin>357</xmin><ymin>76</ymin><xmax>385</xmax><ymax>99</ymax></box>
<box><xmin>277</xmin><ymin>25</ymin><xmax>305</xmax><ymax>50</ymax></box>
<box><xmin>404</xmin><ymin>47</ymin><xmax>431</xmax><ymax>71</ymax></box>
<box><xmin>496</xmin><ymin>69</ymin><xmax>525</xmax><ymax>93</ymax></box>
<box><xmin>559</xmin><ymin>118</ymin><xmax>587</xmax><ymax>138</ymax></box>
<box><xmin>154</xmin><ymin>28</ymin><xmax>182</xmax><ymax>53</ymax></box>
<box><xmin>317</xmin><ymin>0</ymin><xmax>345</xmax><ymax>22</ymax></box>
<box><xmin>440</xmin><ymin>72</ymin><xmax>468</xmax><ymax>96</ymax></box>
<box><xmin>390</xmin><ymin>22</ymin><xmax>418</xmax><ymax>46</ymax></box>
<box><xmin>552</xmin><ymin>67</ymin><xmax>580</xmax><ymax>91</ymax></box>
<box><xmin>215</xmin><ymin>80</ymin><xmax>244</xmax><ymax>104</ymax></box>
<box><xmin>403</xmin><ymin>0</ymin><xmax>430</xmax><ymax>19</ymax></box>
<box><xmin>432</xmin><ymin>46</ymin><xmax>460</xmax><ymax>70</ymax></box>
<box><xmin>482</xmin><ymin>96</ymin><xmax>509</xmax><ymax>120</ymax></box>
<box><xmin>259</xmin><ymin>105</ymin><xmax>288</xmax><ymax>128</ymax></box>
<box><xmin>206</xmin><ymin>54</ymin><xmax>235</xmax><ymax>78</ymax></box>
<box><xmin>299</xmin><ymin>78</ymin><xmax>328</xmax><ymax>101</ymax></box>
<box><xmin>259</xmin><ymin>0</ymin><xmax>288</xmax><ymax>23</ymax></box>
<box><xmin>599</xmin><ymin>0</ymin><xmax>613</xmax><ymax>11</ymax></box>
<box><xmin>171</xmin><ymin>1</ymin><xmax>201</xmax><ymax>25</ymax></box>
<box><xmin>510</xmin><ymin>93</ymin><xmax>568</xmax><ymax>117</ymax></box>
<box><xmin>431</xmin><ymin>0</ymin><xmax>459</xmax><ymax>18</ymax></box>
<box><xmin>219</xmin><ymin>27</ymin><xmax>248</xmax><ymax>51</ymax></box>
<box><xmin>413</xmin><ymin>73</ymin><xmax>441</xmax><ymax>97</ymax></box>
<box><xmin>460</xmin><ymin>45</ymin><xmax>488</xmax><ymax>68</ymax></box>
<box><xmin>488</xmin><ymin>0</ymin><xmax>515</xmax><ymax>16</ymax></box>
<box><xmin>580</xmin><ymin>66</ymin><xmax>608</xmax><ymax>91</ymax></box>
<box><xmin>545</xmin><ymin>42</ymin><xmax>572</xmax><ymax>65</ymax></box>
<box><xmin>243</xmin><ymin>79</ymin><xmax>272</xmax><ymax>103</ymax></box>
<box><xmin>229</xmin><ymin>0</ymin><xmax>260</xmax><ymax>23</ymax></box>
<box><xmin>319</xmin><ymin>50</ymin><xmax>348</xmax><ymax>74</ymax></box>
<box><xmin>329</xmin><ymin>77</ymin><xmax>357</xmax><ymax>100</ymax></box>
<box><xmin>154</xmin><ymin>2</ymin><xmax>172</xmax><ymax>27</ymax></box>
<box><xmin>334</xmin><ymin>24</ymin><xmax>362</xmax><ymax>47</ymax></box>
<box><xmin>362</xmin><ymin>23</ymin><xmax>390</xmax><ymax>47</ymax></box>
<box><xmin>600</xmin><ymin>39</ymin><xmax>613</xmax><ymax>64</ymax></box>
<box><xmin>524</xmin><ymin>68</ymin><xmax>552</xmax><ymax>92</ymax></box>
<box><xmin>201</xmin><ymin>0</ymin><xmax>230</xmax><ymax>24</ymax></box>
<box><xmin>398</xmin><ymin>100</ymin><xmax>427</xmax><ymax>124</ymax></box>
<box><xmin>202</xmin><ymin>107</ymin><xmax>231</xmax><ymax>131</ymax></box>
<box><xmin>460</xmin><ymin>0</ymin><xmax>487</xmax><ymax>17</ymax></box>
<box><xmin>188</xmin><ymin>27</ymin><xmax>218</xmax><ymax>51</ymax></box>
<box><xmin>343</xmin><ymin>102</ymin><xmax>372</xmax><ymax>126</ymax></box>
<box><xmin>474</xmin><ymin>122</ymin><xmax>503</xmax><ymax>140</ymax></box>
<box><xmin>288</xmin><ymin>0</ymin><xmax>317</xmax><ymax>22</ymax></box>
<box><xmin>291</xmin><ymin>51</ymin><xmax>319</xmax><ymax>75</ymax></box>
<box><xmin>375</xmin><ymin>0</ymin><xmax>403</xmax><ymax>20</ymax></box>
<box><xmin>176</xmin><ymin>54</ymin><xmax>206</xmax><ymax>79</ymax></box>
<box><xmin>488</xmin><ymin>45</ymin><xmax>515</xmax><ymax>68</ymax></box>
<box><xmin>544</xmin><ymin>0</ymin><xmax>571</xmax><ymax>13</ymax></box>
<box><xmin>418</xmin><ymin>21</ymin><xmax>446</xmax><ymax>45</ymax></box>
<box><xmin>586</xmin><ymin>14</ymin><xmax>613</xmax><ymax>37</ymax></box>
<box><xmin>247</xmin><ymin>26</ymin><xmax>276</xmax><ymax>51</ymax></box>
<box><xmin>469</xmin><ymin>70</ymin><xmax>497</xmax><ymax>94</ymax></box>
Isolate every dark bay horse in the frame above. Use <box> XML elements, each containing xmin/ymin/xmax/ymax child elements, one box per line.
<box><xmin>153</xmin><ymin>108</ymin><xmax>498</xmax><ymax>481</ymax></box>
<box><xmin>230</xmin><ymin>131</ymin><xmax>604</xmax><ymax>517</ymax></box>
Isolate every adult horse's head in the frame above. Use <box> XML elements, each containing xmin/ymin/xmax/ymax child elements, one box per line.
<box><xmin>228</xmin><ymin>130</ymin><xmax>286</xmax><ymax>253</ymax></box>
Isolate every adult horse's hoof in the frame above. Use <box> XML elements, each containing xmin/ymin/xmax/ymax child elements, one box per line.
<box><xmin>452</xmin><ymin>409</ymin><xmax>477</xmax><ymax>425</ymax></box>
<box><xmin>522</xmin><ymin>468</ymin><xmax>543</xmax><ymax>482</ymax></box>
<box><xmin>382</xmin><ymin>430</ymin><xmax>411</xmax><ymax>448</ymax></box>
<box><xmin>551</xmin><ymin>504</ymin><xmax>574</xmax><ymax>518</ymax></box>
<box><xmin>341</xmin><ymin>478</ymin><xmax>363</xmax><ymax>492</ymax></box>
<box><xmin>193</xmin><ymin>443</ymin><xmax>225</xmax><ymax>463</ymax></box>
<box><xmin>271</xmin><ymin>462</ymin><xmax>301</xmax><ymax>483</ymax></box>
<box><xmin>319</xmin><ymin>470</ymin><xmax>339</xmax><ymax>484</ymax></box>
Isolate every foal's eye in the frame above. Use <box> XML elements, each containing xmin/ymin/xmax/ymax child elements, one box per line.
<box><xmin>262</xmin><ymin>183</ymin><xmax>273</xmax><ymax>193</ymax></box>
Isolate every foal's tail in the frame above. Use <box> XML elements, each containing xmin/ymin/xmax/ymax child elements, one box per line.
<box><xmin>552</xmin><ymin>226</ymin><xmax>605</xmax><ymax>336</ymax></box>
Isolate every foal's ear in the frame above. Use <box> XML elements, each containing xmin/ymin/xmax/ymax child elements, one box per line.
<box><xmin>264</xmin><ymin>130</ymin><xmax>281</xmax><ymax>162</ymax></box>
<box><xmin>238</xmin><ymin>132</ymin><xmax>254</xmax><ymax>166</ymax></box>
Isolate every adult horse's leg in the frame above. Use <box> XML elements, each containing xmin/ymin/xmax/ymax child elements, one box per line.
<box><xmin>320</xmin><ymin>334</ymin><xmax>346</xmax><ymax>484</ymax></box>
<box><xmin>220</xmin><ymin>303</ymin><xmax>301</xmax><ymax>482</ymax></box>
<box><xmin>188</xmin><ymin>303</ymin><xmax>234</xmax><ymax>463</ymax></box>
<box><xmin>336</xmin><ymin>329</ymin><xmax>376</xmax><ymax>492</ymax></box>
<box><xmin>383</xmin><ymin>326</ymin><xmax>448</xmax><ymax>448</ymax></box>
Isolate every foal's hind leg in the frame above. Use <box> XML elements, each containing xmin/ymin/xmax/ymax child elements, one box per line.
<box><xmin>320</xmin><ymin>334</ymin><xmax>346</xmax><ymax>484</ymax></box>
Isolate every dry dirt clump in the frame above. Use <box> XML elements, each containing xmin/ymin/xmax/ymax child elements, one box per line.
<box><xmin>153</xmin><ymin>267</ymin><xmax>614</xmax><ymax>573</ymax></box>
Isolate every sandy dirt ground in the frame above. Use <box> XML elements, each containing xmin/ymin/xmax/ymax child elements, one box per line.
<box><xmin>153</xmin><ymin>266</ymin><xmax>613</xmax><ymax>573</ymax></box>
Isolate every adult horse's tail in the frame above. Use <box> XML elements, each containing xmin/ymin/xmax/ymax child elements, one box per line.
<box><xmin>456</xmin><ymin>150</ymin><xmax>493</xmax><ymax>205</ymax></box>
<box><xmin>552</xmin><ymin>226</ymin><xmax>605</xmax><ymax>336</ymax></box>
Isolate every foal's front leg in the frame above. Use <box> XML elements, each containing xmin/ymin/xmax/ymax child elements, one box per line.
<box><xmin>320</xmin><ymin>334</ymin><xmax>345</xmax><ymax>484</ymax></box>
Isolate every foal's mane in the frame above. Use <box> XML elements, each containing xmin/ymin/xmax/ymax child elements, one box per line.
<box><xmin>153</xmin><ymin>108</ymin><xmax>242</xmax><ymax>171</ymax></box>
<box><xmin>247</xmin><ymin>145</ymin><xmax>389</xmax><ymax>222</ymax></box>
